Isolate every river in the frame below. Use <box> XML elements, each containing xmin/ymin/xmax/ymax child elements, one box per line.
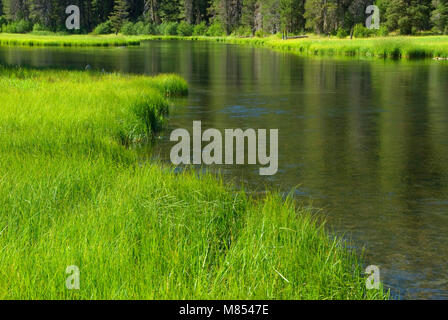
<box><xmin>1</xmin><ymin>40</ymin><xmax>448</xmax><ymax>299</ymax></box>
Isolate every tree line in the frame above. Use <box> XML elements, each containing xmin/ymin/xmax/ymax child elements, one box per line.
<box><xmin>0</xmin><ymin>0</ymin><xmax>447</xmax><ymax>36</ymax></box>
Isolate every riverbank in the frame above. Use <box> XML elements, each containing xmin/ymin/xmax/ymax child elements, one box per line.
<box><xmin>146</xmin><ymin>35</ymin><xmax>448</xmax><ymax>59</ymax></box>
<box><xmin>0</xmin><ymin>33</ymin><xmax>145</xmax><ymax>46</ymax></box>
<box><xmin>1</xmin><ymin>33</ymin><xmax>448</xmax><ymax>59</ymax></box>
<box><xmin>0</xmin><ymin>66</ymin><xmax>388</xmax><ymax>299</ymax></box>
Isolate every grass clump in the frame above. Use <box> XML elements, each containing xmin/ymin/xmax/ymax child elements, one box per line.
<box><xmin>0</xmin><ymin>33</ymin><xmax>144</xmax><ymax>47</ymax></box>
<box><xmin>0</xmin><ymin>66</ymin><xmax>388</xmax><ymax>299</ymax></box>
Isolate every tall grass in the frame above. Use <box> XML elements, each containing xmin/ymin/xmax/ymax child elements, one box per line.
<box><xmin>0</xmin><ymin>66</ymin><xmax>388</xmax><ymax>299</ymax></box>
<box><xmin>145</xmin><ymin>34</ymin><xmax>448</xmax><ymax>59</ymax></box>
<box><xmin>1</xmin><ymin>33</ymin><xmax>447</xmax><ymax>59</ymax></box>
<box><xmin>0</xmin><ymin>33</ymin><xmax>144</xmax><ymax>47</ymax></box>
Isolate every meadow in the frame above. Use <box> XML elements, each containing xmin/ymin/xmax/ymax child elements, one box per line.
<box><xmin>0</xmin><ymin>66</ymin><xmax>388</xmax><ymax>299</ymax></box>
<box><xmin>1</xmin><ymin>32</ymin><xmax>448</xmax><ymax>59</ymax></box>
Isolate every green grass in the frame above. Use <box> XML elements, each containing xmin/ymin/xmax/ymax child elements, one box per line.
<box><xmin>0</xmin><ymin>33</ymin><xmax>145</xmax><ymax>47</ymax></box>
<box><xmin>1</xmin><ymin>32</ymin><xmax>448</xmax><ymax>59</ymax></box>
<box><xmin>145</xmin><ymin>34</ymin><xmax>448</xmax><ymax>59</ymax></box>
<box><xmin>0</xmin><ymin>66</ymin><xmax>388</xmax><ymax>299</ymax></box>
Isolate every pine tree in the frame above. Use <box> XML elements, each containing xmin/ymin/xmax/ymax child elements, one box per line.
<box><xmin>431</xmin><ymin>0</ymin><xmax>448</xmax><ymax>33</ymax></box>
<box><xmin>383</xmin><ymin>0</ymin><xmax>407</xmax><ymax>32</ymax></box>
<box><xmin>241</xmin><ymin>0</ymin><xmax>257</xmax><ymax>33</ymax></box>
<box><xmin>144</xmin><ymin>0</ymin><xmax>161</xmax><ymax>24</ymax></box>
<box><xmin>109</xmin><ymin>0</ymin><xmax>129</xmax><ymax>34</ymax></box>
<box><xmin>304</xmin><ymin>0</ymin><xmax>338</xmax><ymax>34</ymax></box>
<box><xmin>159</xmin><ymin>0</ymin><xmax>182</xmax><ymax>22</ymax></box>
<box><xmin>261</xmin><ymin>0</ymin><xmax>280</xmax><ymax>33</ymax></box>
<box><xmin>3</xmin><ymin>0</ymin><xmax>30</xmax><ymax>21</ymax></box>
<box><xmin>279</xmin><ymin>0</ymin><xmax>305</xmax><ymax>34</ymax></box>
<box><xmin>408</xmin><ymin>0</ymin><xmax>432</xmax><ymax>32</ymax></box>
<box><xmin>29</xmin><ymin>0</ymin><xmax>53</xmax><ymax>29</ymax></box>
<box><xmin>184</xmin><ymin>0</ymin><xmax>194</xmax><ymax>23</ymax></box>
<box><xmin>347</xmin><ymin>0</ymin><xmax>371</xmax><ymax>29</ymax></box>
<box><xmin>209</xmin><ymin>0</ymin><xmax>243</xmax><ymax>34</ymax></box>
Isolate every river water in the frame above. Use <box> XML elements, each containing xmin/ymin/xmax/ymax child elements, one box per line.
<box><xmin>1</xmin><ymin>40</ymin><xmax>448</xmax><ymax>299</ymax></box>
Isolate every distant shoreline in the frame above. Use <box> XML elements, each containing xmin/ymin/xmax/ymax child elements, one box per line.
<box><xmin>143</xmin><ymin>35</ymin><xmax>448</xmax><ymax>60</ymax></box>
<box><xmin>1</xmin><ymin>33</ymin><xmax>448</xmax><ymax>60</ymax></box>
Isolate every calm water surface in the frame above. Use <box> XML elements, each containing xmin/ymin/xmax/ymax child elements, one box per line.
<box><xmin>2</xmin><ymin>41</ymin><xmax>448</xmax><ymax>299</ymax></box>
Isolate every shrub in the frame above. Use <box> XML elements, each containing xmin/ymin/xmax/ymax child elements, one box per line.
<box><xmin>234</xmin><ymin>25</ymin><xmax>252</xmax><ymax>37</ymax></box>
<box><xmin>32</xmin><ymin>23</ymin><xmax>45</xmax><ymax>32</ymax></box>
<box><xmin>378</xmin><ymin>25</ymin><xmax>389</xmax><ymax>37</ymax></box>
<box><xmin>31</xmin><ymin>23</ymin><xmax>54</xmax><ymax>35</ymax></box>
<box><xmin>353</xmin><ymin>23</ymin><xmax>370</xmax><ymax>38</ymax></box>
<box><xmin>254</xmin><ymin>29</ymin><xmax>265</xmax><ymax>38</ymax></box>
<box><xmin>121</xmin><ymin>21</ymin><xmax>136</xmax><ymax>35</ymax></box>
<box><xmin>336</xmin><ymin>28</ymin><xmax>348</xmax><ymax>39</ymax></box>
<box><xmin>0</xmin><ymin>16</ymin><xmax>6</xmax><ymax>28</ymax></box>
<box><xmin>142</xmin><ymin>23</ymin><xmax>157</xmax><ymax>35</ymax></box>
<box><xmin>160</xmin><ymin>22</ymin><xmax>178</xmax><ymax>35</ymax></box>
<box><xmin>153</xmin><ymin>24</ymin><xmax>162</xmax><ymax>35</ymax></box>
<box><xmin>3</xmin><ymin>19</ymin><xmax>33</xmax><ymax>33</ymax></box>
<box><xmin>206</xmin><ymin>21</ymin><xmax>226</xmax><ymax>36</ymax></box>
<box><xmin>134</xmin><ymin>21</ymin><xmax>146</xmax><ymax>35</ymax></box>
<box><xmin>17</xmin><ymin>19</ymin><xmax>33</xmax><ymax>33</ymax></box>
<box><xmin>93</xmin><ymin>21</ymin><xmax>112</xmax><ymax>35</ymax></box>
<box><xmin>398</xmin><ymin>16</ymin><xmax>412</xmax><ymax>35</ymax></box>
<box><xmin>193</xmin><ymin>21</ymin><xmax>208</xmax><ymax>36</ymax></box>
<box><xmin>177</xmin><ymin>21</ymin><xmax>193</xmax><ymax>36</ymax></box>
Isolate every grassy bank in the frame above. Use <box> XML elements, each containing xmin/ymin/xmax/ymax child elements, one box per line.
<box><xmin>0</xmin><ymin>33</ymin><xmax>447</xmax><ymax>59</ymax></box>
<box><xmin>146</xmin><ymin>34</ymin><xmax>448</xmax><ymax>59</ymax></box>
<box><xmin>0</xmin><ymin>66</ymin><xmax>388</xmax><ymax>299</ymax></box>
<box><xmin>0</xmin><ymin>33</ymin><xmax>145</xmax><ymax>46</ymax></box>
